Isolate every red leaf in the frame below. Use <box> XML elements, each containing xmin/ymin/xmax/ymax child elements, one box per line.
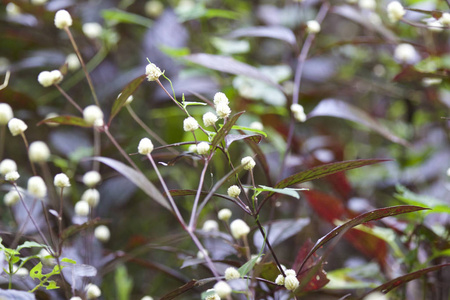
<box><xmin>303</xmin><ymin>190</ymin><xmax>347</xmax><ymax>223</ymax></box>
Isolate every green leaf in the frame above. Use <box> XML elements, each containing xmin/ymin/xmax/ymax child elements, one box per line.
<box><xmin>210</xmin><ymin>111</ymin><xmax>244</xmax><ymax>150</ymax></box>
<box><xmin>115</xmin><ymin>265</ymin><xmax>133</xmax><ymax>300</ymax></box>
<box><xmin>203</xmin><ymin>8</ymin><xmax>240</xmax><ymax>19</ymax></box>
<box><xmin>159</xmin><ymin>45</ymin><xmax>191</xmax><ymax>58</ymax></box>
<box><xmin>102</xmin><ymin>9</ymin><xmax>153</xmax><ymax>27</ymax></box>
<box><xmin>394</xmin><ymin>185</ymin><xmax>450</xmax><ymax>214</ymax></box>
<box><xmin>61</xmin><ymin>258</ymin><xmax>76</xmax><ymax>264</ymax></box>
<box><xmin>109</xmin><ymin>75</ymin><xmax>146</xmax><ymax>124</ymax></box>
<box><xmin>30</xmin><ymin>263</ymin><xmax>43</xmax><ymax>280</ymax></box>
<box><xmin>231</xmin><ymin>125</ymin><xmax>267</xmax><ymax>137</ymax></box>
<box><xmin>238</xmin><ymin>254</ymin><xmax>263</xmax><ymax>277</ymax></box>
<box><xmin>38</xmin><ymin>115</ymin><xmax>91</xmax><ymax>127</ymax></box>
<box><xmin>44</xmin><ymin>280</ymin><xmax>59</xmax><ymax>290</ymax></box>
<box><xmin>298</xmin><ymin>205</ymin><xmax>430</xmax><ymax>272</ymax></box>
<box><xmin>16</xmin><ymin>241</ymin><xmax>46</xmax><ymax>251</ymax></box>
<box><xmin>256</xmin><ymin>185</ymin><xmax>308</xmax><ymax>199</ymax></box>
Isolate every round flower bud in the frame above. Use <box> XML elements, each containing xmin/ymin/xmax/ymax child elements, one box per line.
<box><xmin>0</xmin><ymin>159</ymin><xmax>17</xmax><ymax>175</ymax></box>
<box><xmin>54</xmin><ymin>9</ymin><xmax>72</xmax><ymax>29</ymax></box>
<box><xmin>285</xmin><ymin>269</ymin><xmax>296</xmax><ymax>276</ymax></box>
<box><xmin>27</xmin><ymin>176</ymin><xmax>47</xmax><ymax>198</ymax></box>
<box><xmin>363</xmin><ymin>292</ymin><xmax>388</xmax><ymax>300</ymax></box>
<box><xmin>241</xmin><ymin>156</ymin><xmax>256</xmax><ymax>171</ymax></box>
<box><xmin>38</xmin><ymin>249</ymin><xmax>55</xmax><ymax>266</ymax></box>
<box><xmin>215</xmin><ymin>102</ymin><xmax>231</xmax><ymax>119</ymax></box>
<box><xmin>145</xmin><ymin>0</ymin><xmax>164</xmax><ymax>18</ymax></box>
<box><xmin>70</xmin><ymin>297</ymin><xmax>82</xmax><ymax>300</ymax></box>
<box><xmin>8</xmin><ymin>118</ymin><xmax>27</xmax><ymax>136</ymax></box>
<box><xmin>394</xmin><ymin>43</ymin><xmax>419</xmax><ymax>64</ymax></box>
<box><xmin>440</xmin><ymin>13</ymin><xmax>450</xmax><ymax>26</ymax></box>
<box><xmin>284</xmin><ymin>275</ymin><xmax>299</xmax><ymax>291</ymax></box>
<box><xmin>0</xmin><ymin>103</ymin><xmax>13</xmax><ymax>125</ymax></box>
<box><xmin>75</xmin><ymin>200</ymin><xmax>90</xmax><ymax>216</ymax></box>
<box><xmin>4</xmin><ymin>189</ymin><xmax>22</xmax><ymax>206</ymax></box>
<box><xmin>38</xmin><ymin>71</ymin><xmax>53</xmax><ymax>87</ymax></box>
<box><xmin>14</xmin><ymin>267</ymin><xmax>29</xmax><ymax>277</ymax></box>
<box><xmin>125</xmin><ymin>95</ymin><xmax>134</xmax><ymax>105</ymax></box>
<box><xmin>54</xmin><ymin>173</ymin><xmax>70</xmax><ymax>188</ymax></box>
<box><xmin>290</xmin><ymin>104</ymin><xmax>306</xmax><ymax>122</ymax></box>
<box><xmin>183</xmin><ymin>117</ymin><xmax>199</xmax><ymax>132</ymax></box>
<box><xmin>224</xmin><ymin>267</ymin><xmax>240</xmax><ymax>280</ymax></box>
<box><xmin>54</xmin><ymin>9</ymin><xmax>73</xmax><ymax>29</ymax></box>
<box><xmin>214</xmin><ymin>281</ymin><xmax>232</xmax><ymax>298</ymax></box>
<box><xmin>94</xmin><ymin>225</ymin><xmax>110</xmax><ymax>242</ymax></box>
<box><xmin>66</xmin><ymin>53</ymin><xmax>81</xmax><ymax>71</ymax></box>
<box><xmin>82</xmin><ymin>22</ymin><xmax>102</xmax><ymax>39</ymax></box>
<box><xmin>359</xmin><ymin>0</ymin><xmax>376</xmax><ymax>10</ymax></box>
<box><xmin>31</xmin><ymin>0</ymin><xmax>48</xmax><ymax>5</ymax></box>
<box><xmin>218</xmin><ymin>208</ymin><xmax>232</xmax><ymax>221</ymax></box>
<box><xmin>306</xmin><ymin>20</ymin><xmax>321</xmax><ymax>33</ymax></box>
<box><xmin>213</xmin><ymin>92</ymin><xmax>229</xmax><ymax>106</ymax></box>
<box><xmin>83</xmin><ymin>171</ymin><xmax>101</xmax><ymax>187</ymax></box>
<box><xmin>188</xmin><ymin>144</ymin><xmax>197</xmax><ymax>153</ymax></box>
<box><xmin>83</xmin><ymin>105</ymin><xmax>104</xmax><ymax>126</ymax></box>
<box><xmin>275</xmin><ymin>274</ymin><xmax>284</xmax><ymax>285</ymax></box>
<box><xmin>50</xmin><ymin>70</ymin><xmax>63</xmax><ymax>85</ymax></box>
<box><xmin>202</xmin><ymin>220</ymin><xmax>219</xmax><ymax>232</ymax></box>
<box><xmin>197</xmin><ymin>249</ymin><xmax>208</xmax><ymax>259</ymax></box>
<box><xmin>29</xmin><ymin>141</ymin><xmax>51</xmax><ymax>163</ymax></box>
<box><xmin>251</xmin><ymin>254</ymin><xmax>262</xmax><ymax>264</ymax></box>
<box><xmin>227</xmin><ymin>185</ymin><xmax>241</xmax><ymax>198</ymax></box>
<box><xmin>204</xmin><ymin>289</ymin><xmax>220</xmax><ymax>300</ymax></box>
<box><xmin>387</xmin><ymin>1</ymin><xmax>405</xmax><ymax>23</ymax></box>
<box><xmin>196</xmin><ymin>142</ymin><xmax>210</xmax><ymax>155</ymax></box>
<box><xmin>230</xmin><ymin>219</ymin><xmax>250</xmax><ymax>239</ymax></box>
<box><xmin>81</xmin><ymin>188</ymin><xmax>100</xmax><ymax>207</ymax></box>
<box><xmin>145</xmin><ymin>63</ymin><xmax>163</xmax><ymax>81</ymax></box>
<box><xmin>249</xmin><ymin>121</ymin><xmax>263</xmax><ymax>131</ymax></box>
<box><xmin>5</xmin><ymin>171</ymin><xmax>20</xmax><ymax>181</ymax></box>
<box><xmin>86</xmin><ymin>283</ymin><xmax>101</xmax><ymax>299</ymax></box>
<box><xmin>6</xmin><ymin>3</ymin><xmax>21</xmax><ymax>16</ymax></box>
<box><xmin>138</xmin><ymin>138</ymin><xmax>154</xmax><ymax>155</ymax></box>
<box><xmin>203</xmin><ymin>112</ymin><xmax>218</xmax><ymax>127</ymax></box>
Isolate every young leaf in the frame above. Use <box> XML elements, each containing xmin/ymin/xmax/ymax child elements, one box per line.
<box><xmin>91</xmin><ymin>157</ymin><xmax>172</xmax><ymax>211</ymax></box>
<box><xmin>38</xmin><ymin>115</ymin><xmax>91</xmax><ymax>127</ymax></box>
<box><xmin>30</xmin><ymin>262</ymin><xmax>43</xmax><ymax>280</ymax></box>
<box><xmin>231</xmin><ymin>125</ymin><xmax>267</xmax><ymax>137</ymax></box>
<box><xmin>16</xmin><ymin>241</ymin><xmax>46</xmax><ymax>251</ymax></box>
<box><xmin>109</xmin><ymin>75</ymin><xmax>146</xmax><ymax>124</ymax></box>
<box><xmin>61</xmin><ymin>258</ymin><xmax>76</xmax><ymax>264</ymax></box>
<box><xmin>238</xmin><ymin>255</ymin><xmax>263</xmax><ymax>277</ymax></box>
<box><xmin>298</xmin><ymin>205</ymin><xmax>430</xmax><ymax>272</ymax></box>
<box><xmin>44</xmin><ymin>280</ymin><xmax>59</xmax><ymax>290</ymax></box>
<box><xmin>256</xmin><ymin>185</ymin><xmax>308</xmax><ymax>199</ymax></box>
<box><xmin>210</xmin><ymin>111</ymin><xmax>244</xmax><ymax>150</ymax></box>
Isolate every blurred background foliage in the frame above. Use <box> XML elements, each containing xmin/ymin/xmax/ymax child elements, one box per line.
<box><xmin>0</xmin><ymin>0</ymin><xmax>449</xmax><ymax>299</ymax></box>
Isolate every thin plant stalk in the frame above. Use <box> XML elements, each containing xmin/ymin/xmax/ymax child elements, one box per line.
<box><xmin>188</xmin><ymin>158</ymin><xmax>210</xmax><ymax>230</ymax></box>
<box><xmin>93</xmin><ymin>128</ymin><xmax>101</xmax><ymax>171</ymax></box>
<box><xmin>53</xmin><ymin>84</ymin><xmax>83</xmax><ymax>113</ymax></box>
<box><xmin>103</xmin><ymin>127</ymin><xmax>140</xmax><ymax>171</ymax></box>
<box><xmin>21</xmin><ymin>133</ymin><xmax>36</xmax><ymax>176</ymax></box>
<box><xmin>64</xmin><ymin>27</ymin><xmax>100</xmax><ymax>107</ymax></box>
<box><xmin>0</xmin><ymin>125</ymin><xmax>5</xmax><ymax>160</ymax></box>
<box><xmin>186</xmin><ymin>229</ymin><xmax>220</xmax><ymax>278</ymax></box>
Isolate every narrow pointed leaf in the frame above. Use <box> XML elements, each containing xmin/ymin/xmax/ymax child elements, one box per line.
<box><xmin>91</xmin><ymin>157</ymin><xmax>172</xmax><ymax>211</ymax></box>
<box><xmin>231</xmin><ymin>125</ymin><xmax>267</xmax><ymax>137</ymax></box>
<box><xmin>299</xmin><ymin>205</ymin><xmax>429</xmax><ymax>271</ymax></box>
<box><xmin>109</xmin><ymin>75</ymin><xmax>146</xmax><ymax>123</ymax></box>
<box><xmin>225</xmin><ymin>134</ymin><xmax>262</xmax><ymax>149</ymax></box>
<box><xmin>38</xmin><ymin>115</ymin><xmax>91</xmax><ymax>127</ymax></box>
<box><xmin>160</xmin><ymin>280</ymin><xmax>198</xmax><ymax>300</ymax></box>
<box><xmin>210</xmin><ymin>111</ymin><xmax>244</xmax><ymax>150</ymax></box>
<box><xmin>226</xmin><ymin>26</ymin><xmax>297</xmax><ymax>46</ymax></box>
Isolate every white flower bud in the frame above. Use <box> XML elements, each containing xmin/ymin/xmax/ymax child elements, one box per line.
<box><xmin>82</xmin><ymin>22</ymin><xmax>102</xmax><ymax>39</ymax></box>
<box><xmin>284</xmin><ymin>275</ymin><xmax>299</xmax><ymax>290</ymax></box>
<box><xmin>196</xmin><ymin>142</ymin><xmax>210</xmax><ymax>155</ymax></box>
<box><xmin>213</xmin><ymin>92</ymin><xmax>229</xmax><ymax>106</ymax></box>
<box><xmin>70</xmin><ymin>297</ymin><xmax>82</xmax><ymax>300</ymax></box>
<box><xmin>8</xmin><ymin>118</ymin><xmax>27</xmax><ymax>136</ymax></box>
<box><xmin>440</xmin><ymin>13</ymin><xmax>450</xmax><ymax>26</ymax></box>
<box><xmin>446</xmin><ymin>167</ymin><xmax>450</xmax><ymax>177</ymax></box>
<box><xmin>251</xmin><ymin>254</ymin><xmax>262</xmax><ymax>264</ymax></box>
<box><xmin>94</xmin><ymin>225</ymin><xmax>110</xmax><ymax>242</ymax></box>
<box><xmin>387</xmin><ymin>1</ymin><xmax>405</xmax><ymax>23</ymax></box>
<box><xmin>50</xmin><ymin>70</ymin><xmax>63</xmax><ymax>85</ymax></box>
<box><xmin>14</xmin><ymin>267</ymin><xmax>29</xmax><ymax>277</ymax></box>
<box><xmin>5</xmin><ymin>171</ymin><xmax>20</xmax><ymax>181</ymax></box>
<box><xmin>249</xmin><ymin>121</ymin><xmax>263</xmax><ymax>131</ymax></box>
<box><xmin>38</xmin><ymin>249</ymin><xmax>55</xmax><ymax>266</ymax></box>
<box><xmin>214</xmin><ymin>281</ymin><xmax>232</xmax><ymax>298</ymax></box>
<box><xmin>359</xmin><ymin>0</ymin><xmax>376</xmax><ymax>10</ymax></box>
<box><xmin>54</xmin><ymin>10</ymin><xmax>73</xmax><ymax>29</ymax></box>
<box><xmin>29</xmin><ymin>141</ymin><xmax>51</xmax><ymax>163</ymax></box>
<box><xmin>275</xmin><ymin>274</ymin><xmax>284</xmax><ymax>285</ymax></box>
<box><xmin>145</xmin><ymin>63</ymin><xmax>163</xmax><ymax>81</ymax></box>
<box><xmin>224</xmin><ymin>267</ymin><xmax>240</xmax><ymax>280</ymax></box>
<box><xmin>6</xmin><ymin>3</ymin><xmax>21</xmax><ymax>16</ymax></box>
<box><xmin>306</xmin><ymin>20</ymin><xmax>321</xmax><ymax>33</ymax></box>
<box><xmin>83</xmin><ymin>171</ymin><xmax>101</xmax><ymax>187</ymax></box>
<box><xmin>205</xmin><ymin>289</ymin><xmax>220</xmax><ymax>300</ymax></box>
<box><xmin>0</xmin><ymin>103</ymin><xmax>13</xmax><ymax>125</ymax></box>
<box><xmin>241</xmin><ymin>156</ymin><xmax>256</xmax><ymax>171</ymax></box>
<box><xmin>45</xmin><ymin>112</ymin><xmax>60</xmax><ymax>127</ymax></box>
<box><xmin>125</xmin><ymin>95</ymin><xmax>134</xmax><ymax>105</ymax></box>
<box><xmin>38</xmin><ymin>71</ymin><xmax>53</xmax><ymax>87</ymax></box>
<box><xmin>75</xmin><ymin>200</ymin><xmax>90</xmax><ymax>216</ymax></box>
<box><xmin>218</xmin><ymin>208</ymin><xmax>232</xmax><ymax>221</ymax></box>
<box><xmin>83</xmin><ymin>105</ymin><xmax>104</xmax><ymax>126</ymax></box>
<box><xmin>422</xmin><ymin>78</ymin><xmax>442</xmax><ymax>87</ymax></box>
<box><xmin>202</xmin><ymin>220</ymin><xmax>219</xmax><ymax>232</ymax></box>
<box><xmin>230</xmin><ymin>219</ymin><xmax>250</xmax><ymax>239</ymax></box>
<box><xmin>66</xmin><ymin>53</ymin><xmax>80</xmax><ymax>71</ymax></box>
<box><xmin>86</xmin><ymin>283</ymin><xmax>101</xmax><ymax>299</ymax></box>
<box><xmin>215</xmin><ymin>102</ymin><xmax>231</xmax><ymax>119</ymax></box>
<box><xmin>31</xmin><ymin>0</ymin><xmax>48</xmax><ymax>6</ymax></box>
<box><xmin>54</xmin><ymin>173</ymin><xmax>70</xmax><ymax>188</ymax></box>
<box><xmin>227</xmin><ymin>185</ymin><xmax>241</xmax><ymax>198</ymax></box>
<box><xmin>363</xmin><ymin>292</ymin><xmax>388</xmax><ymax>300</ymax></box>
<box><xmin>188</xmin><ymin>144</ymin><xmax>197</xmax><ymax>153</ymax></box>
<box><xmin>203</xmin><ymin>112</ymin><xmax>218</xmax><ymax>127</ymax></box>
<box><xmin>0</xmin><ymin>159</ymin><xmax>17</xmax><ymax>175</ymax></box>
<box><xmin>197</xmin><ymin>249</ymin><xmax>208</xmax><ymax>259</ymax></box>
<box><xmin>183</xmin><ymin>117</ymin><xmax>199</xmax><ymax>132</ymax></box>
<box><xmin>145</xmin><ymin>0</ymin><xmax>164</xmax><ymax>17</ymax></box>
<box><xmin>394</xmin><ymin>43</ymin><xmax>419</xmax><ymax>64</ymax></box>
<box><xmin>4</xmin><ymin>189</ymin><xmax>22</xmax><ymax>206</ymax></box>
<box><xmin>81</xmin><ymin>188</ymin><xmax>100</xmax><ymax>207</ymax></box>
<box><xmin>427</xmin><ymin>19</ymin><xmax>443</xmax><ymax>32</ymax></box>
<box><xmin>27</xmin><ymin>176</ymin><xmax>47</xmax><ymax>198</ymax></box>
<box><xmin>290</xmin><ymin>104</ymin><xmax>306</xmax><ymax>122</ymax></box>
<box><xmin>285</xmin><ymin>269</ymin><xmax>296</xmax><ymax>276</ymax></box>
<box><xmin>138</xmin><ymin>138</ymin><xmax>154</xmax><ymax>155</ymax></box>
